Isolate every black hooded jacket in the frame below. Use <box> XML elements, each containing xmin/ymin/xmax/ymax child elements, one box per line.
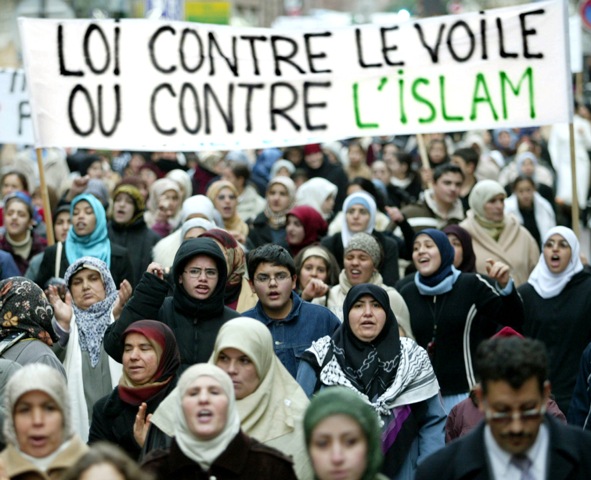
<box><xmin>104</xmin><ymin>237</ymin><xmax>240</xmax><ymax>372</ymax></box>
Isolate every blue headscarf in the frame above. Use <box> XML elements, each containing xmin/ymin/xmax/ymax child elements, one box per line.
<box><xmin>414</xmin><ymin>228</ymin><xmax>459</xmax><ymax>294</ymax></box>
<box><xmin>65</xmin><ymin>194</ymin><xmax>111</xmax><ymax>267</ymax></box>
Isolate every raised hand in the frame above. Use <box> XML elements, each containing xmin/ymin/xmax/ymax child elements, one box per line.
<box><xmin>133</xmin><ymin>402</ymin><xmax>152</xmax><ymax>448</ymax></box>
<box><xmin>112</xmin><ymin>279</ymin><xmax>133</xmax><ymax>320</ymax></box>
<box><xmin>485</xmin><ymin>258</ymin><xmax>510</xmax><ymax>289</ymax></box>
<box><xmin>46</xmin><ymin>285</ymin><xmax>73</xmax><ymax>331</ymax></box>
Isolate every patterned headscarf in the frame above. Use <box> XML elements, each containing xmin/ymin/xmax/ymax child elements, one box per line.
<box><xmin>0</xmin><ymin>277</ymin><xmax>57</xmax><ymax>346</ymax></box>
<box><xmin>118</xmin><ymin>320</ymin><xmax>180</xmax><ymax>406</ymax></box>
<box><xmin>66</xmin><ymin>193</ymin><xmax>111</xmax><ymax>267</ymax></box>
<box><xmin>64</xmin><ymin>256</ymin><xmax>118</xmax><ymax>367</ymax></box>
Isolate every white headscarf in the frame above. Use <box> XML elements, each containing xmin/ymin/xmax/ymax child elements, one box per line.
<box><xmin>341</xmin><ymin>191</ymin><xmax>377</xmax><ymax>248</ymax></box>
<box><xmin>295</xmin><ymin>177</ymin><xmax>338</xmax><ymax>219</ymax></box>
<box><xmin>174</xmin><ymin>364</ymin><xmax>241</xmax><ymax>471</ymax></box>
<box><xmin>527</xmin><ymin>226</ymin><xmax>584</xmax><ymax>299</ymax></box>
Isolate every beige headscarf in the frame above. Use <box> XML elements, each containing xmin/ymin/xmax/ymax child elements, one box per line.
<box><xmin>468</xmin><ymin>179</ymin><xmax>507</xmax><ymax>240</ymax></box>
<box><xmin>209</xmin><ymin>317</ymin><xmax>309</xmax><ymax>443</ymax></box>
<box><xmin>206</xmin><ymin>180</ymin><xmax>248</xmax><ymax>238</ymax></box>
<box><xmin>174</xmin><ymin>364</ymin><xmax>241</xmax><ymax>471</ymax></box>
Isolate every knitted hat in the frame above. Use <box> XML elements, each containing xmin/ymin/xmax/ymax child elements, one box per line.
<box><xmin>112</xmin><ymin>184</ymin><xmax>145</xmax><ymax>214</ymax></box>
<box><xmin>345</xmin><ymin>232</ymin><xmax>382</xmax><ymax>267</ymax></box>
<box><xmin>304</xmin><ymin>387</ymin><xmax>383</xmax><ymax>480</ymax></box>
<box><xmin>3</xmin><ymin>364</ymin><xmax>71</xmax><ymax>446</ymax></box>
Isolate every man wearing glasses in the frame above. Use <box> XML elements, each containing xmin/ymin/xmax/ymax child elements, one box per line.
<box><xmin>243</xmin><ymin>244</ymin><xmax>340</xmax><ymax>378</ymax></box>
<box><xmin>416</xmin><ymin>336</ymin><xmax>591</xmax><ymax>479</ymax></box>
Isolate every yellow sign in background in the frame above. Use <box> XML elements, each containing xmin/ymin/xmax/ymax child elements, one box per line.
<box><xmin>185</xmin><ymin>1</ymin><xmax>231</xmax><ymax>24</ymax></box>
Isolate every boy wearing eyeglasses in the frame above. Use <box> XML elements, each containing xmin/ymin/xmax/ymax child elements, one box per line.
<box><xmin>416</xmin><ymin>336</ymin><xmax>591</xmax><ymax>480</ymax></box>
<box><xmin>243</xmin><ymin>244</ymin><xmax>340</xmax><ymax>379</ymax></box>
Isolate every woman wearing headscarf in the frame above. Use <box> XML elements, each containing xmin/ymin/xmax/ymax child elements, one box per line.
<box><xmin>47</xmin><ymin>256</ymin><xmax>126</xmax><ymax>442</ymax></box>
<box><xmin>200</xmin><ymin>229</ymin><xmax>257</xmax><ymax>312</ymax></box>
<box><xmin>141</xmin><ymin>364</ymin><xmax>298</xmax><ymax>480</ymax></box>
<box><xmin>152</xmin><ymin>194</ymin><xmax>217</xmax><ymax>270</ymax></box>
<box><xmin>166</xmin><ymin>169</ymin><xmax>193</xmax><ymax>203</ymax></box>
<box><xmin>295</xmin><ymin>177</ymin><xmax>338</xmax><ymax>222</ymax></box>
<box><xmin>0</xmin><ymin>363</ymin><xmax>88</xmax><ymax>479</ymax></box>
<box><xmin>520</xmin><ymin>226</ymin><xmax>591</xmax><ymax>416</ymax></box>
<box><xmin>304</xmin><ymin>387</ymin><xmax>388</xmax><ymax>480</ymax></box>
<box><xmin>294</xmin><ymin>245</ymin><xmax>340</xmax><ymax>303</ymax></box>
<box><xmin>442</xmin><ymin>224</ymin><xmax>476</xmax><ymax>273</ymax></box>
<box><xmin>313</xmin><ymin>233</ymin><xmax>411</xmax><ymax>337</ymax></box>
<box><xmin>247</xmin><ymin>176</ymin><xmax>296</xmax><ymax>249</ymax></box>
<box><xmin>0</xmin><ymin>277</ymin><xmax>64</xmax><ymax>377</ymax></box>
<box><xmin>211</xmin><ymin>318</ymin><xmax>312</xmax><ymax>479</ymax></box>
<box><xmin>297</xmin><ymin>284</ymin><xmax>445</xmax><ymax>480</ymax></box>
<box><xmin>321</xmin><ymin>191</ymin><xmax>400</xmax><ymax>287</ymax></box>
<box><xmin>206</xmin><ymin>180</ymin><xmax>249</xmax><ymax>245</ymax></box>
<box><xmin>503</xmin><ymin>175</ymin><xmax>556</xmax><ymax>247</ymax></box>
<box><xmin>36</xmin><ymin>193</ymin><xmax>133</xmax><ymax>289</ymax></box>
<box><xmin>285</xmin><ymin>205</ymin><xmax>328</xmax><ymax>257</ymax></box>
<box><xmin>108</xmin><ymin>183</ymin><xmax>161</xmax><ymax>287</ymax></box>
<box><xmin>144</xmin><ymin>178</ymin><xmax>183</xmax><ymax>238</ymax></box>
<box><xmin>103</xmin><ymin>237</ymin><xmax>240</xmax><ymax>374</ymax></box>
<box><xmin>460</xmin><ymin>179</ymin><xmax>539</xmax><ymax>286</ymax></box>
<box><xmin>399</xmin><ymin>229</ymin><xmax>524</xmax><ymax>412</ymax></box>
<box><xmin>89</xmin><ymin>320</ymin><xmax>181</xmax><ymax>460</ymax></box>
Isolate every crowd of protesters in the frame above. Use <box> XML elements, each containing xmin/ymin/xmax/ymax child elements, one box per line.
<box><xmin>2</xmin><ymin>123</ymin><xmax>591</xmax><ymax>479</ymax></box>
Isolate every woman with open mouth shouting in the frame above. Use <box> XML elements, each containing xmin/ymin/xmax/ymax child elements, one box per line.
<box><xmin>0</xmin><ymin>364</ymin><xmax>88</xmax><ymax>479</ymax></box>
<box><xmin>297</xmin><ymin>283</ymin><xmax>445</xmax><ymax>480</ymax></box>
<box><xmin>141</xmin><ymin>364</ymin><xmax>298</xmax><ymax>480</ymax></box>
<box><xmin>521</xmin><ymin>226</ymin><xmax>591</xmax><ymax>419</ymax></box>
<box><xmin>399</xmin><ymin>228</ymin><xmax>524</xmax><ymax>414</ymax></box>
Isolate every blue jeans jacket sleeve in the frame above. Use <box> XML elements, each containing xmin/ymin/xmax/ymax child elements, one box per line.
<box><xmin>296</xmin><ymin>360</ymin><xmax>319</xmax><ymax>398</ymax></box>
<box><xmin>417</xmin><ymin>393</ymin><xmax>447</xmax><ymax>464</ymax></box>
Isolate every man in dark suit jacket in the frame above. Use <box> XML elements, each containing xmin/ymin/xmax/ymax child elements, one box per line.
<box><xmin>416</xmin><ymin>336</ymin><xmax>591</xmax><ymax>480</ymax></box>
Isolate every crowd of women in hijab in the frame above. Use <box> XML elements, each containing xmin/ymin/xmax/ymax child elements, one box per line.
<box><xmin>2</xmin><ymin>122</ymin><xmax>591</xmax><ymax>479</ymax></box>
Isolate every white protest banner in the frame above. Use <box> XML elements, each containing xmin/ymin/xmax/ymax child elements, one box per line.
<box><xmin>19</xmin><ymin>0</ymin><xmax>571</xmax><ymax>151</ymax></box>
<box><xmin>0</xmin><ymin>69</ymin><xmax>34</xmax><ymax>145</ymax></box>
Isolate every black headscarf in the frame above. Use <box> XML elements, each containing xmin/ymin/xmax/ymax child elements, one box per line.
<box><xmin>442</xmin><ymin>224</ymin><xmax>476</xmax><ymax>273</ymax></box>
<box><xmin>330</xmin><ymin>283</ymin><xmax>401</xmax><ymax>400</ymax></box>
<box><xmin>171</xmin><ymin>237</ymin><xmax>228</xmax><ymax>318</ymax></box>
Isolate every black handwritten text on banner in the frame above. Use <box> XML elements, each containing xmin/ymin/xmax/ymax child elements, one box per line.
<box><xmin>18</xmin><ymin>0</ymin><xmax>570</xmax><ymax>151</ymax></box>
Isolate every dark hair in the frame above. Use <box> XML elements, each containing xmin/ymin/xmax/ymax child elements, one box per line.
<box><xmin>294</xmin><ymin>245</ymin><xmax>340</xmax><ymax>289</ymax></box>
<box><xmin>348</xmin><ymin>177</ymin><xmax>386</xmax><ymax>213</ymax></box>
<box><xmin>476</xmin><ymin>337</ymin><xmax>548</xmax><ymax>395</ymax></box>
<box><xmin>229</xmin><ymin>162</ymin><xmax>251</xmax><ymax>182</ymax></box>
<box><xmin>393</xmin><ymin>152</ymin><xmax>413</xmax><ymax>169</ymax></box>
<box><xmin>247</xmin><ymin>244</ymin><xmax>296</xmax><ymax>280</ymax></box>
<box><xmin>512</xmin><ymin>175</ymin><xmax>536</xmax><ymax>191</ymax></box>
<box><xmin>452</xmin><ymin>147</ymin><xmax>479</xmax><ymax>168</ymax></box>
<box><xmin>1</xmin><ymin>171</ymin><xmax>29</xmax><ymax>193</ymax></box>
<box><xmin>61</xmin><ymin>442</ymin><xmax>154</xmax><ymax>480</ymax></box>
<box><xmin>433</xmin><ymin>163</ymin><xmax>465</xmax><ymax>183</ymax></box>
